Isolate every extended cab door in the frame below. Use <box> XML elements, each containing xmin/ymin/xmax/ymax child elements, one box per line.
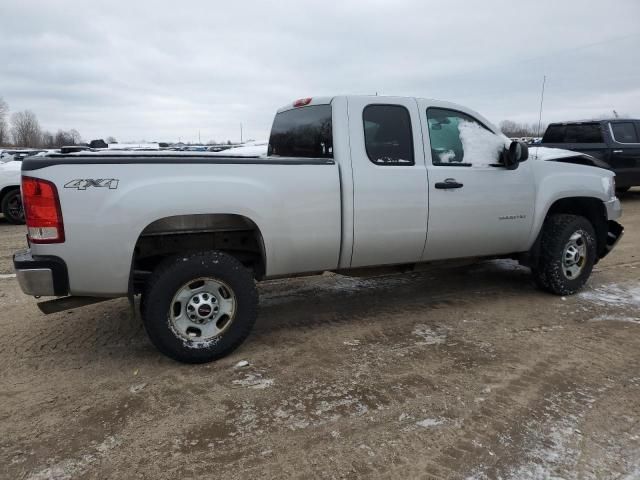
<box><xmin>418</xmin><ymin>102</ymin><xmax>535</xmax><ymax>261</ymax></box>
<box><xmin>347</xmin><ymin>97</ymin><xmax>428</xmax><ymax>267</ymax></box>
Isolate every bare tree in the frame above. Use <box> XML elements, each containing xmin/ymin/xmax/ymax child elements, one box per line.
<box><xmin>69</xmin><ymin>129</ymin><xmax>81</xmax><ymax>145</ymax></box>
<box><xmin>41</xmin><ymin>130</ymin><xmax>55</xmax><ymax>148</ymax></box>
<box><xmin>11</xmin><ymin>110</ymin><xmax>42</xmax><ymax>147</ymax></box>
<box><xmin>105</xmin><ymin>136</ymin><xmax>117</xmax><ymax>144</ymax></box>
<box><xmin>0</xmin><ymin>97</ymin><xmax>9</xmax><ymax>146</ymax></box>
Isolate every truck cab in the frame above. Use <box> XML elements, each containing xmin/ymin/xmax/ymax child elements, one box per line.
<box><xmin>541</xmin><ymin>119</ymin><xmax>640</xmax><ymax>192</ymax></box>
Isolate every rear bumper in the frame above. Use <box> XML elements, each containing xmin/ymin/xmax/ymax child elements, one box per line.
<box><xmin>13</xmin><ymin>249</ymin><xmax>69</xmax><ymax>297</ymax></box>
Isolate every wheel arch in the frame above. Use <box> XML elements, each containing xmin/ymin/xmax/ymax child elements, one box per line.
<box><xmin>0</xmin><ymin>185</ymin><xmax>20</xmax><ymax>204</ymax></box>
<box><xmin>531</xmin><ymin>196</ymin><xmax>608</xmax><ymax>263</ymax></box>
<box><xmin>130</xmin><ymin>213</ymin><xmax>267</xmax><ymax>295</ymax></box>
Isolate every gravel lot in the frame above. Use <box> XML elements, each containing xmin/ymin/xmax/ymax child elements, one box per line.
<box><xmin>1</xmin><ymin>191</ymin><xmax>639</xmax><ymax>479</ymax></box>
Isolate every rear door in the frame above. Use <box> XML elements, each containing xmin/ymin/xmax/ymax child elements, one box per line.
<box><xmin>608</xmin><ymin>121</ymin><xmax>640</xmax><ymax>187</ymax></box>
<box><xmin>347</xmin><ymin>97</ymin><xmax>428</xmax><ymax>267</ymax></box>
<box><xmin>419</xmin><ymin>103</ymin><xmax>535</xmax><ymax>260</ymax></box>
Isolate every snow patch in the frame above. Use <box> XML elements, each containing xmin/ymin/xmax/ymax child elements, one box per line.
<box><xmin>590</xmin><ymin>314</ymin><xmax>640</xmax><ymax>325</ymax></box>
<box><xmin>0</xmin><ymin>273</ymin><xmax>16</xmax><ymax>279</ymax></box>
<box><xmin>413</xmin><ymin>324</ymin><xmax>447</xmax><ymax>345</ymax></box>
<box><xmin>27</xmin><ymin>436</ymin><xmax>120</xmax><ymax>480</ymax></box>
<box><xmin>415</xmin><ymin>418</ymin><xmax>445</xmax><ymax>428</ymax></box>
<box><xmin>232</xmin><ymin>373</ymin><xmax>274</xmax><ymax>389</ymax></box>
<box><xmin>579</xmin><ymin>284</ymin><xmax>640</xmax><ymax>308</ymax></box>
<box><xmin>458</xmin><ymin>120</ymin><xmax>509</xmax><ymax>167</ymax></box>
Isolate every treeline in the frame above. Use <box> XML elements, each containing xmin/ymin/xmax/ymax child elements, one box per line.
<box><xmin>0</xmin><ymin>96</ymin><xmax>98</xmax><ymax>148</ymax></box>
<box><xmin>499</xmin><ymin>120</ymin><xmax>548</xmax><ymax>138</ymax></box>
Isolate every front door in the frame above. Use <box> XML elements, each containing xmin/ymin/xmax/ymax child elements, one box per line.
<box><xmin>347</xmin><ymin>97</ymin><xmax>428</xmax><ymax>267</ymax></box>
<box><xmin>419</xmin><ymin>104</ymin><xmax>535</xmax><ymax>261</ymax></box>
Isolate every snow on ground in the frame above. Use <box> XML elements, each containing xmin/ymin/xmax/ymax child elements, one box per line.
<box><xmin>210</xmin><ymin>142</ymin><xmax>267</xmax><ymax>157</ymax></box>
<box><xmin>412</xmin><ymin>324</ymin><xmax>447</xmax><ymax>345</ymax></box>
<box><xmin>579</xmin><ymin>283</ymin><xmax>640</xmax><ymax>308</ymax></box>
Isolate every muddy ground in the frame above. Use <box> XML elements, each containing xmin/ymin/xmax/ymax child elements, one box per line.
<box><xmin>1</xmin><ymin>191</ymin><xmax>639</xmax><ymax>480</ymax></box>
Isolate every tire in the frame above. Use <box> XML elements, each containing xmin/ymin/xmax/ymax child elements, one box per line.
<box><xmin>1</xmin><ymin>189</ymin><xmax>25</xmax><ymax>224</ymax></box>
<box><xmin>532</xmin><ymin>214</ymin><xmax>597</xmax><ymax>295</ymax></box>
<box><xmin>142</xmin><ymin>251</ymin><xmax>258</xmax><ymax>363</ymax></box>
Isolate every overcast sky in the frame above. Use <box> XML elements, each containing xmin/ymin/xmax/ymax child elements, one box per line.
<box><xmin>2</xmin><ymin>0</ymin><xmax>639</xmax><ymax>143</ymax></box>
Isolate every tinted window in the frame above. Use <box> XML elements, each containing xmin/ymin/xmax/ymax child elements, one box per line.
<box><xmin>542</xmin><ymin>124</ymin><xmax>566</xmax><ymax>143</ymax></box>
<box><xmin>268</xmin><ymin>105</ymin><xmax>333</xmax><ymax>158</ymax></box>
<box><xmin>611</xmin><ymin>122</ymin><xmax>639</xmax><ymax>143</ymax></box>
<box><xmin>564</xmin><ymin>123</ymin><xmax>603</xmax><ymax>143</ymax></box>
<box><xmin>426</xmin><ymin>108</ymin><xmax>499</xmax><ymax>165</ymax></box>
<box><xmin>363</xmin><ymin>105</ymin><xmax>414</xmax><ymax>165</ymax></box>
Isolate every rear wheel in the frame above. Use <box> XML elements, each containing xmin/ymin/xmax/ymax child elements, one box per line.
<box><xmin>1</xmin><ymin>189</ymin><xmax>25</xmax><ymax>224</ymax></box>
<box><xmin>532</xmin><ymin>214</ymin><xmax>596</xmax><ymax>295</ymax></box>
<box><xmin>142</xmin><ymin>251</ymin><xmax>258</xmax><ymax>363</ymax></box>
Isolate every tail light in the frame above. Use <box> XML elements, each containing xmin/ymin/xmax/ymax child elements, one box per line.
<box><xmin>22</xmin><ymin>176</ymin><xmax>65</xmax><ymax>243</ymax></box>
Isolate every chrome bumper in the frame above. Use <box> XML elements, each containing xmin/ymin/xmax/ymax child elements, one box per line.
<box><xmin>13</xmin><ymin>250</ymin><xmax>69</xmax><ymax>297</ymax></box>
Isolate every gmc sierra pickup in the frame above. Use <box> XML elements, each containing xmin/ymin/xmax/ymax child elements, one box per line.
<box><xmin>13</xmin><ymin>96</ymin><xmax>624</xmax><ymax>363</ymax></box>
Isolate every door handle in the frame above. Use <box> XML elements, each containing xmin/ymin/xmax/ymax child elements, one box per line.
<box><xmin>435</xmin><ymin>178</ymin><xmax>464</xmax><ymax>189</ymax></box>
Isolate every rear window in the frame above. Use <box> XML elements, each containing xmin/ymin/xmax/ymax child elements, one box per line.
<box><xmin>268</xmin><ymin>105</ymin><xmax>333</xmax><ymax>158</ymax></box>
<box><xmin>542</xmin><ymin>125</ymin><xmax>566</xmax><ymax>143</ymax></box>
<box><xmin>611</xmin><ymin>122</ymin><xmax>639</xmax><ymax>143</ymax></box>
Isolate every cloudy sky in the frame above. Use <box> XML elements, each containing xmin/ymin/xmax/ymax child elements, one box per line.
<box><xmin>2</xmin><ymin>0</ymin><xmax>639</xmax><ymax>143</ymax></box>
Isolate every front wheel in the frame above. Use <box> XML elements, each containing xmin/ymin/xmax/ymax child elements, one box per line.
<box><xmin>532</xmin><ymin>214</ymin><xmax>597</xmax><ymax>295</ymax></box>
<box><xmin>142</xmin><ymin>251</ymin><xmax>258</xmax><ymax>363</ymax></box>
<box><xmin>1</xmin><ymin>189</ymin><xmax>25</xmax><ymax>224</ymax></box>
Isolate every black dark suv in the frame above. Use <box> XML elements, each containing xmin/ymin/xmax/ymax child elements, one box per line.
<box><xmin>541</xmin><ymin>119</ymin><xmax>640</xmax><ymax>194</ymax></box>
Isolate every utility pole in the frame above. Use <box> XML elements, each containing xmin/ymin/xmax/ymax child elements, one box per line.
<box><xmin>536</xmin><ymin>75</ymin><xmax>546</xmax><ymax>137</ymax></box>
<box><xmin>198</xmin><ymin>130</ymin><xmax>201</xmax><ymax>144</ymax></box>
<box><xmin>240</xmin><ymin>123</ymin><xmax>243</xmax><ymax>143</ymax></box>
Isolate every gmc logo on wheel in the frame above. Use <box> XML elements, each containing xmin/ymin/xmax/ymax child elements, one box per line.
<box><xmin>64</xmin><ymin>179</ymin><xmax>119</xmax><ymax>190</ymax></box>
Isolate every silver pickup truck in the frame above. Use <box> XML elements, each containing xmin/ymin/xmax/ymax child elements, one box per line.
<box><xmin>13</xmin><ymin>96</ymin><xmax>624</xmax><ymax>363</ymax></box>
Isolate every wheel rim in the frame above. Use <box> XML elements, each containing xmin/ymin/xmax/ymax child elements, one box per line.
<box><xmin>169</xmin><ymin>277</ymin><xmax>237</xmax><ymax>342</ymax></box>
<box><xmin>7</xmin><ymin>194</ymin><xmax>24</xmax><ymax>222</ymax></box>
<box><xmin>562</xmin><ymin>231</ymin><xmax>587</xmax><ymax>280</ymax></box>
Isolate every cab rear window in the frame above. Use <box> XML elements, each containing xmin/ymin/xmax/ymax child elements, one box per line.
<box><xmin>268</xmin><ymin>105</ymin><xmax>333</xmax><ymax>158</ymax></box>
<box><xmin>543</xmin><ymin>123</ymin><xmax>603</xmax><ymax>143</ymax></box>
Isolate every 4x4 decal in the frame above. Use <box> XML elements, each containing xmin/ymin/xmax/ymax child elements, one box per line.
<box><xmin>64</xmin><ymin>179</ymin><xmax>119</xmax><ymax>190</ymax></box>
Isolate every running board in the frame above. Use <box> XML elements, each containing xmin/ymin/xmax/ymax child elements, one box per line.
<box><xmin>37</xmin><ymin>296</ymin><xmax>111</xmax><ymax>315</ymax></box>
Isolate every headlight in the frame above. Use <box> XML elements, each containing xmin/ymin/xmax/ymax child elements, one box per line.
<box><xmin>602</xmin><ymin>176</ymin><xmax>616</xmax><ymax>199</ymax></box>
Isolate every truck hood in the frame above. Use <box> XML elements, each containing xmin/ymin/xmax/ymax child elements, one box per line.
<box><xmin>528</xmin><ymin>146</ymin><xmax>610</xmax><ymax>170</ymax></box>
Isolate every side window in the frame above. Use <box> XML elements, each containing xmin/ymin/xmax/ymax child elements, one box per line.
<box><xmin>611</xmin><ymin>122</ymin><xmax>639</xmax><ymax>143</ymax></box>
<box><xmin>565</xmin><ymin>123</ymin><xmax>603</xmax><ymax>143</ymax></box>
<box><xmin>426</xmin><ymin>108</ymin><xmax>505</xmax><ymax>166</ymax></box>
<box><xmin>362</xmin><ymin>105</ymin><xmax>414</xmax><ymax>165</ymax></box>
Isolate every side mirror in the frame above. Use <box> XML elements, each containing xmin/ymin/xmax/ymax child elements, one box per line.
<box><xmin>503</xmin><ymin>141</ymin><xmax>528</xmax><ymax>170</ymax></box>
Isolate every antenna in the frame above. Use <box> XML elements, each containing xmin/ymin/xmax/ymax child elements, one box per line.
<box><xmin>536</xmin><ymin>75</ymin><xmax>546</xmax><ymax>137</ymax></box>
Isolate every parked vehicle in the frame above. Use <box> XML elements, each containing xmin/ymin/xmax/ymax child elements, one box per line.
<box><xmin>541</xmin><ymin>119</ymin><xmax>640</xmax><ymax>193</ymax></box>
<box><xmin>0</xmin><ymin>158</ymin><xmax>25</xmax><ymax>224</ymax></box>
<box><xmin>13</xmin><ymin>96</ymin><xmax>623</xmax><ymax>363</ymax></box>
